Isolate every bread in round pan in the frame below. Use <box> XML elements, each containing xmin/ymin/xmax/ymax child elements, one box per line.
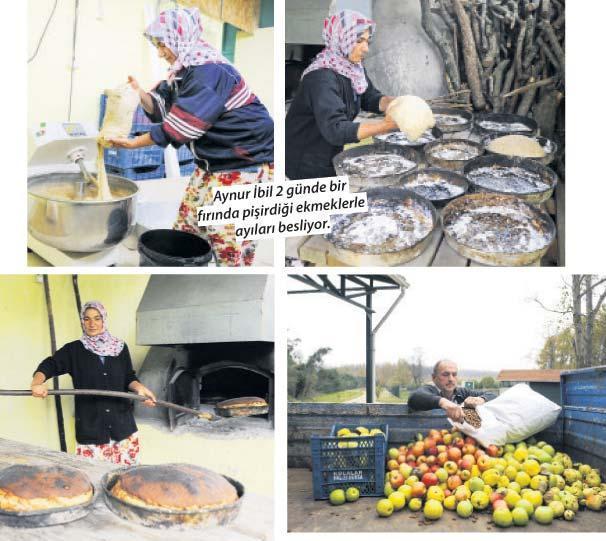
<box><xmin>110</xmin><ymin>464</ymin><xmax>238</xmax><ymax>511</ymax></box>
<box><xmin>216</xmin><ymin>397</ymin><xmax>268</xmax><ymax>409</ymax></box>
<box><xmin>0</xmin><ymin>465</ymin><xmax>93</xmax><ymax>512</ymax></box>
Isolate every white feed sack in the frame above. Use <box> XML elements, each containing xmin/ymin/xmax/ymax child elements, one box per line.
<box><xmin>449</xmin><ymin>383</ymin><xmax>561</xmax><ymax>447</ymax></box>
<box><xmin>387</xmin><ymin>95</ymin><xmax>435</xmax><ymax>142</ymax></box>
<box><xmin>98</xmin><ymin>84</ymin><xmax>140</xmax><ymax>148</ymax></box>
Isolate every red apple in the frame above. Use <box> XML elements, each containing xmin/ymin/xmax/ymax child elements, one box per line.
<box><xmin>426</xmin><ymin>456</ymin><xmax>436</xmax><ymax>466</ymax></box>
<box><xmin>389</xmin><ymin>470</ymin><xmax>404</xmax><ymax>489</ymax></box>
<box><xmin>412</xmin><ymin>442</ymin><xmax>425</xmax><ymax>457</ymax></box>
<box><xmin>454</xmin><ymin>437</ymin><xmax>465</xmax><ymax>449</ymax></box>
<box><xmin>410</xmin><ymin>481</ymin><xmax>427</xmax><ymax>498</ymax></box>
<box><xmin>406</xmin><ymin>454</ymin><xmax>416</xmax><ymax>464</ymax></box>
<box><xmin>462</xmin><ymin>444</ymin><xmax>477</xmax><ymax>456</ymax></box>
<box><xmin>417</xmin><ymin>463</ymin><xmax>429</xmax><ymax>475</ymax></box>
<box><xmin>437</xmin><ymin>452</ymin><xmax>449</xmax><ymax>466</ymax></box>
<box><xmin>397</xmin><ymin>454</ymin><xmax>408</xmax><ymax>464</ymax></box>
<box><xmin>447</xmin><ymin>447</ymin><xmax>462</xmax><ymax>462</ymax></box>
<box><xmin>421</xmin><ymin>472</ymin><xmax>439</xmax><ymax>487</ymax></box>
<box><xmin>447</xmin><ymin>475</ymin><xmax>463</xmax><ymax>490</ymax></box>
<box><xmin>486</xmin><ymin>445</ymin><xmax>500</xmax><ymax>458</ymax></box>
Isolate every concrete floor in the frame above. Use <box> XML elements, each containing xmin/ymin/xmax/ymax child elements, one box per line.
<box><xmin>288</xmin><ymin>468</ymin><xmax>606</xmax><ymax>533</ymax></box>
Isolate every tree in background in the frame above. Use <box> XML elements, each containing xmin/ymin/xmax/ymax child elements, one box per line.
<box><xmin>410</xmin><ymin>348</ymin><xmax>426</xmax><ymax>387</ymax></box>
<box><xmin>536</xmin><ymin>275</ymin><xmax>606</xmax><ymax>369</ymax></box>
<box><xmin>478</xmin><ymin>376</ymin><xmax>497</xmax><ymax>389</ymax></box>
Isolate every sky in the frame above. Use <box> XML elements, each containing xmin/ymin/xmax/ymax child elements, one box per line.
<box><xmin>287</xmin><ymin>270</ymin><xmax>570</xmax><ymax>373</ymax></box>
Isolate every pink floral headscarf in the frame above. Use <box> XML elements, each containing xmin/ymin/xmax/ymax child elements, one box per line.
<box><xmin>80</xmin><ymin>301</ymin><xmax>125</xmax><ymax>357</ymax></box>
<box><xmin>144</xmin><ymin>7</ymin><xmax>229</xmax><ymax>83</ymax></box>
<box><xmin>302</xmin><ymin>9</ymin><xmax>376</xmax><ymax>95</ymax></box>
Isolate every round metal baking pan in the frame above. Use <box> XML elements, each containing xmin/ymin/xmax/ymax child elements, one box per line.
<box><xmin>431</xmin><ymin>107</ymin><xmax>473</xmax><ymax>133</ymax></box>
<box><xmin>373</xmin><ymin>126</ymin><xmax>443</xmax><ymax>148</ymax></box>
<box><xmin>400</xmin><ymin>167</ymin><xmax>469</xmax><ymax>207</ymax></box>
<box><xmin>325</xmin><ymin>186</ymin><xmax>438</xmax><ymax>266</ymax></box>
<box><xmin>441</xmin><ymin>193</ymin><xmax>555</xmax><ymax>266</ymax></box>
<box><xmin>481</xmin><ymin>134</ymin><xmax>558</xmax><ymax>166</ymax></box>
<box><xmin>474</xmin><ymin>112</ymin><xmax>538</xmax><ymax>137</ymax></box>
<box><xmin>101</xmin><ymin>465</ymin><xmax>244</xmax><ymax>529</ymax></box>
<box><xmin>0</xmin><ymin>479</ymin><xmax>97</xmax><ymax>528</ymax></box>
<box><xmin>424</xmin><ymin>139</ymin><xmax>484</xmax><ymax>171</ymax></box>
<box><xmin>464</xmin><ymin>155</ymin><xmax>558</xmax><ymax>205</ymax></box>
<box><xmin>333</xmin><ymin>143</ymin><xmax>420</xmax><ymax>192</ymax></box>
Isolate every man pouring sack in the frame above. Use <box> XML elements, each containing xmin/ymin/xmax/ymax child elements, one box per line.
<box><xmin>408</xmin><ymin>360</ymin><xmax>496</xmax><ymax>422</ymax></box>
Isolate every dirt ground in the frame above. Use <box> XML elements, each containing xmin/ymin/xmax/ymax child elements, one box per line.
<box><xmin>288</xmin><ymin>468</ymin><xmax>606</xmax><ymax>533</ymax></box>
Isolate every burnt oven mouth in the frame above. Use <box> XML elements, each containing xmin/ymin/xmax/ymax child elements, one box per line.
<box><xmin>167</xmin><ymin>361</ymin><xmax>274</xmax><ymax>430</ymax></box>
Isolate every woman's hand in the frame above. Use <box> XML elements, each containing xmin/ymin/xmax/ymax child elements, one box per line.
<box><xmin>136</xmin><ymin>386</ymin><xmax>157</xmax><ymax>407</ymax></box>
<box><xmin>383</xmin><ymin>113</ymin><xmax>398</xmax><ymax>132</ymax></box>
<box><xmin>107</xmin><ymin>132</ymin><xmax>154</xmax><ymax>149</ymax></box>
<box><xmin>107</xmin><ymin>137</ymin><xmax>137</xmax><ymax>149</ymax></box>
<box><xmin>31</xmin><ymin>383</ymin><xmax>48</xmax><ymax>398</ymax></box>
<box><xmin>127</xmin><ymin>75</ymin><xmax>141</xmax><ymax>92</ymax></box>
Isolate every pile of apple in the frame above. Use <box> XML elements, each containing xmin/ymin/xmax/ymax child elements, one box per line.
<box><xmin>376</xmin><ymin>428</ymin><xmax>606</xmax><ymax>527</ymax></box>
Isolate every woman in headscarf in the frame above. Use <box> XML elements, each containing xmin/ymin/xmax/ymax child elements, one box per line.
<box><xmin>110</xmin><ymin>7</ymin><xmax>274</xmax><ymax>267</ymax></box>
<box><xmin>30</xmin><ymin>301</ymin><xmax>156</xmax><ymax>465</ymax></box>
<box><xmin>286</xmin><ymin>9</ymin><xmax>397</xmax><ymax>180</ymax></box>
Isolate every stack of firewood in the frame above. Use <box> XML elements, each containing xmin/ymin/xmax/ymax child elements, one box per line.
<box><xmin>420</xmin><ymin>0</ymin><xmax>564</xmax><ymax>141</ymax></box>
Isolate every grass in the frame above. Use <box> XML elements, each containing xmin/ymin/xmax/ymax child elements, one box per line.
<box><xmin>308</xmin><ymin>388</ymin><xmax>365</xmax><ymax>403</ymax></box>
<box><xmin>376</xmin><ymin>388</ymin><xmax>409</xmax><ymax>403</ymax></box>
<box><xmin>297</xmin><ymin>387</ymin><xmax>410</xmax><ymax>404</ymax></box>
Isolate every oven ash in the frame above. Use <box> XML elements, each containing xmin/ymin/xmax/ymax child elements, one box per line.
<box><xmin>467</xmin><ymin>166</ymin><xmax>550</xmax><ymax>194</ymax></box>
<box><xmin>434</xmin><ymin>113</ymin><xmax>468</xmax><ymax>126</ymax></box>
<box><xmin>430</xmin><ymin>146</ymin><xmax>479</xmax><ymax>161</ymax></box>
<box><xmin>341</xmin><ymin>153</ymin><xmax>416</xmax><ymax>177</ymax></box>
<box><xmin>404</xmin><ymin>174</ymin><xmax>465</xmax><ymax>200</ymax></box>
<box><xmin>477</xmin><ymin>120</ymin><xmax>532</xmax><ymax>132</ymax></box>
<box><xmin>327</xmin><ymin>198</ymin><xmax>434</xmax><ymax>254</ymax></box>
<box><xmin>444</xmin><ymin>204</ymin><xmax>551</xmax><ymax>253</ymax></box>
<box><xmin>376</xmin><ymin>130</ymin><xmax>436</xmax><ymax>146</ymax></box>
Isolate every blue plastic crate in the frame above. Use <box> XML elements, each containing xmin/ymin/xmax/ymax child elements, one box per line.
<box><xmin>179</xmin><ymin>161</ymin><xmax>196</xmax><ymax>176</ymax></box>
<box><xmin>104</xmin><ymin>145</ymin><xmax>164</xmax><ymax>169</ymax></box>
<box><xmin>177</xmin><ymin>145</ymin><xmax>194</xmax><ymax>163</ymax></box>
<box><xmin>106</xmin><ymin>163</ymin><xmax>165</xmax><ymax>181</ymax></box>
<box><xmin>311</xmin><ymin>423</ymin><xmax>388</xmax><ymax>500</ymax></box>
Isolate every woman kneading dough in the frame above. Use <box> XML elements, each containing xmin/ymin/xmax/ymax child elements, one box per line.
<box><xmin>110</xmin><ymin>8</ymin><xmax>274</xmax><ymax>267</ymax></box>
<box><xmin>30</xmin><ymin>301</ymin><xmax>156</xmax><ymax>465</ymax></box>
<box><xmin>285</xmin><ymin>9</ymin><xmax>397</xmax><ymax>180</ymax></box>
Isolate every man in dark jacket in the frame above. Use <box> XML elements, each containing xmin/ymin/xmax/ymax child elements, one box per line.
<box><xmin>408</xmin><ymin>360</ymin><xmax>496</xmax><ymax>422</ymax></box>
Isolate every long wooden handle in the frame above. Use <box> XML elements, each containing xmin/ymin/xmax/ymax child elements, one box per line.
<box><xmin>0</xmin><ymin>389</ymin><xmax>214</xmax><ymax>421</ymax></box>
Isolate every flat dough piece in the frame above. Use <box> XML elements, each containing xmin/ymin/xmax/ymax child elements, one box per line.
<box><xmin>387</xmin><ymin>95</ymin><xmax>435</xmax><ymax>142</ymax></box>
<box><xmin>487</xmin><ymin>134</ymin><xmax>546</xmax><ymax>158</ymax></box>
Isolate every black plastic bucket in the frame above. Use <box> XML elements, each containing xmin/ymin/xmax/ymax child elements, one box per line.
<box><xmin>138</xmin><ymin>229</ymin><xmax>213</xmax><ymax>266</ymax></box>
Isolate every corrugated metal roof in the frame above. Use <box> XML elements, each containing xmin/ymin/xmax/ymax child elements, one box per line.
<box><xmin>497</xmin><ymin>369</ymin><xmax>562</xmax><ymax>383</ymax></box>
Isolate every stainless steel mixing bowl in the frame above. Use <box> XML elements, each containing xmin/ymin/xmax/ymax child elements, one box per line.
<box><xmin>28</xmin><ymin>172</ymin><xmax>138</xmax><ymax>252</ymax></box>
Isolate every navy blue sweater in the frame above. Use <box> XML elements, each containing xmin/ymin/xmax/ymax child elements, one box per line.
<box><xmin>146</xmin><ymin>63</ymin><xmax>274</xmax><ymax>172</ymax></box>
<box><xmin>285</xmin><ymin>68</ymin><xmax>384</xmax><ymax>180</ymax></box>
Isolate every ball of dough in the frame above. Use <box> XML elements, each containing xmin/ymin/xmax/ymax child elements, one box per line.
<box><xmin>387</xmin><ymin>95</ymin><xmax>435</xmax><ymax>142</ymax></box>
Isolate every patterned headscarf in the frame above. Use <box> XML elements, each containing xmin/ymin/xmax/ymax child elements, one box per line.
<box><xmin>79</xmin><ymin>301</ymin><xmax>125</xmax><ymax>357</ymax></box>
<box><xmin>302</xmin><ymin>9</ymin><xmax>375</xmax><ymax>95</ymax></box>
<box><xmin>144</xmin><ymin>7</ymin><xmax>229</xmax><ymax>83</ymax></box>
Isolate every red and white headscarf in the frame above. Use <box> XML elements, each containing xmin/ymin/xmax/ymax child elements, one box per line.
<box><xmin>302</xmin><ymin>9</ymin><xmax>376</xmax><ymax>95</ymax></box>
<box><xmin>144</xmin><ymin>7</ymin><xmax>229</xmax><ymax>83</ymax></box>
<box><xmin>80</xmin><ymin>301</ymin><xmax>125</xmax><ymax>357</ymax></box>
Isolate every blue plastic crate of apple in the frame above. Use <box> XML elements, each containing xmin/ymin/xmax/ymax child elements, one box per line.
<box><xmin>106</xmin><ymin>164</ymin><xmax>165</xmax><ymax>181</ymax></box>
<box><xmin>311</xmin><ymin>423</ymin><xmax>389</xmax><ymax>500</ymax></box>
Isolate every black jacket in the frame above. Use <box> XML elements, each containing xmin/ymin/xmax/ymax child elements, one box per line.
<box><xmin>285</xmin><ymin>68</ymin><xmax>384</xmax><ymax>180</ymax></box>
<box><xmin>35</xmin><ymin>340</ymin><xmax>139</xmax><ymax>445</ymax></box>
<box><xmin>408</xmin><ymin>384</ymin><xmax>497</xmax><ymax>411</ymax></box>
